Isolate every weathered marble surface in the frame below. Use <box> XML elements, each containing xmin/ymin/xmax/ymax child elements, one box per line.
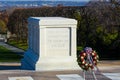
<box><xmin>21</xmin><ymin>17</ymin><xmax>80</xmax><ymax>71</ymax></box>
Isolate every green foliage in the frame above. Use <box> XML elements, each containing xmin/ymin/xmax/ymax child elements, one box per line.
<box><xmin>77</xmin><ymin>46</ymin><xmax>83</xmax><ymax>52</ymax></box>
<box><xmin>75</xmin><ymin>5</ymin><xmax>120</xmax><ymax>59</ymax></box>
<box><xmin>7</xmin><ymin>7</ymin><xmax>80</xmax><ymax>42</ymax></box>
<box><xmin>102</xmin><ymin>33</ymin><xmax>118</xmax><ymax>45</ymax></box>
<box><xmin>0</xmin><ymin>20</ymin><xmax>6</xmax><ymax>33</ymax></box>
<box><xmin>7</xmin><ymin>40</ymin><xmax>28</xmax><ymax>51</ymax></box>
<box><xmin>7</xmin><ymin>6</ymin><xmax>120</xmax><ymax>59</ymax></box>
<box><xmin>0</xmin><ymin>46</ymin><xmax>23</xmax><ymax>62</ymax></box>
<box><xmin>96</xmin><ymin>26</ymin><xmax>104</xmax><ymax>33</ymax></box>
<box><xmin>74</xmin><ymin>10</ymin><xmax>81</xmax><ymax>21</ymax></box>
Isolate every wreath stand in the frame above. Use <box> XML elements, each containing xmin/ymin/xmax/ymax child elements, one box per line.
<box><xmin>83</xmin><ymin>51</ymin><xmax>100</xmax><ymax>80</ymax></box>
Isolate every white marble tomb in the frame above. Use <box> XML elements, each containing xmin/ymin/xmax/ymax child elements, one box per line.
<box><xmin>21</xmin><ymin>17</ymin><xmax>80</xmax><ymax>71</ymax></box>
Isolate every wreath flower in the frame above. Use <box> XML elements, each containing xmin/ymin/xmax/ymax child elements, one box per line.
<box><xmin>77</xmin><ymin>47</ymin><xmax>99</xmax><ymax>71</ymax></box>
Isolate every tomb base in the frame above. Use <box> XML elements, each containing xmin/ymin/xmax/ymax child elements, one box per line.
<box><xmin>21</xmin><ymin>49</ymin><xmax>80</xmax><ymax>71</ymax></box>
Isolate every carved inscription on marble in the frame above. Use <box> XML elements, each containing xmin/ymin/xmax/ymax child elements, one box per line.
<box><xmin>46</xmin><ymin>28</ymin><xmax>70</xmax><ymax>56</ymax></box>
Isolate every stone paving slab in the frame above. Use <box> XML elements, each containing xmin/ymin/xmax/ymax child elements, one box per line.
<box><xmin>84</xmin><ymin>71</ymin><xmax>110</xmax><ymax>80</ymax></box>
<box><xmin>0</xmin><ymin>42</ymin><xmax>119</xmax><ymax>80</ymax></box>
<box><xmin>0</xmin><ymin>61</ymin><xmax>119</xmax><ymax>80</ymax></box>
<box><xmin>0</xmin><ymin>66</ymin><xmax>119</xmax><ymax>80</ymax></box>
<box><xmin>0</xmin><ymin>70</ymin><xmax>112</xmax><ymax>80</ymax></box>
<box><xmin>103</xmin><ymin>73</ymin><xmax>120</xmax><ymax>80</ymax></box>
<box><xmin>8</xmin><ymin>76</ymin><xmax>34</xmax><ymax>80</ymax></box>
<box><xmin>57</xmin><ymin>74</ymin><xmax>83</xmax><ymax>80</ymax></box>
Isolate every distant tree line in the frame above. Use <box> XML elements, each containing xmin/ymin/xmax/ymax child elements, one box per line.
<box><xmin>7</xmin><ymin>6</ymin><xmax>81</xmax><ymax>42</ymax></box>
<box><xmin>7</xmin><ymin>1</ymin><xmax>120</xmax><ymax>59</ymax></box>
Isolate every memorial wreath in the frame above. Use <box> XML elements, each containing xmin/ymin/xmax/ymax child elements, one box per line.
<box><xmin>77</xmin><ymin>47</ymin><xmax>99</xmax><ymax>71</ymax></box>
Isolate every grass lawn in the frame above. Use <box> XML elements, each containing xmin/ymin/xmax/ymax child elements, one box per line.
<box><xmin>0</xmin><ymin>46</ymin><xmax>23</xmax><ymax>62</ymax></box>
<box><xmin>7</xmin><ymin>40</ymin><xmax>28</xmax><ymax>51</ymax></box>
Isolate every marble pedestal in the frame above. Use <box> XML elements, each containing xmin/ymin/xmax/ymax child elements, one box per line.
<box><xmin>21</xmin><ymin>17</ymin><xmax>80</xmax><ymax>71</ymax></box>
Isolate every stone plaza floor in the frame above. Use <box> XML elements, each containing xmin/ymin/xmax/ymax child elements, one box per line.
<box><xmin>0</xmin><ymin>42</ymin><xmax>120</xmax><ymax>80</ymax></box>
<box><xmin>0</xmin><ymin>60</ymin><xmax>119</xmax><ymax>80</ymax></box>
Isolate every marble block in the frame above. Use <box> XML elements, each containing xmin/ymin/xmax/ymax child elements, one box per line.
<box><xmin>21</xmin><ymin>17</ymin><xmax>80</xmax><ymax>71</ymax></box>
